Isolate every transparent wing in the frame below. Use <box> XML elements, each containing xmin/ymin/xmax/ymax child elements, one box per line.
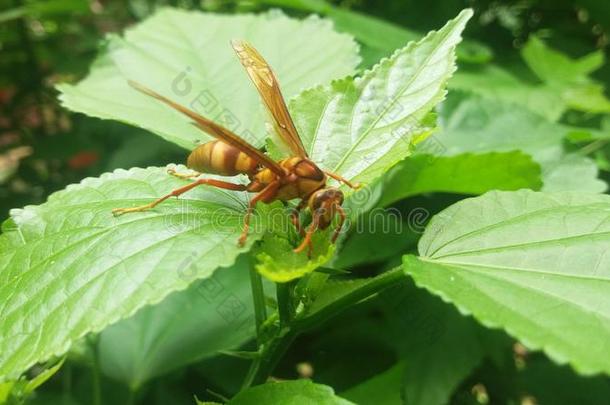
<box><xmin>231</xmin><ymin>40</ymin><xmax>308</xmax><ymax>158</ymax></box>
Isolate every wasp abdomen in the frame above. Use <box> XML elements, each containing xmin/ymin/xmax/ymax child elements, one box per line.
<box><xmin>187</xmin><ymin>140</ymin><xmax>258</xmax><ymax>176</ymax></box>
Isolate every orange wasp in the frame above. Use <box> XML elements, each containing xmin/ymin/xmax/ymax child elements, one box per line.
<box><xmin>112</xmin><ymin>40</ymin><xmax>359</xmax><ymax>255</ymax></box>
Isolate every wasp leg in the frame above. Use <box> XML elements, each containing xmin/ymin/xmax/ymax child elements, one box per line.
<box><xmin>112</xmin><ymin>178</ymin><xmax>247</xmax><ymax>216</ymax></box>
<box><xmin>331</xmin><ymin>203</ymin><xmax>347</xmax><ymax>243</ymax></box>
<box><xmin>289</xmin><ymin>200</ymin><xmax>307</xmax><ymax>237</ymax></box>
<box><xmin>238</xmin><ymin>181</ymin><xmax>281</xmax><ymax>247</ymax></box>
<box><xmin>293</xmin><ymin>215</ymin><xmax>320</xmax><ymax>257</ymax></box>
<box><xmin>167</xmin><ymin>168</ymin><xmax>201</xmax><ymax>180</ymax></box>
<box><xmin>324</xmin><ymin>170</ymin><xmax>361</xmax><ymax>189</ymax></box>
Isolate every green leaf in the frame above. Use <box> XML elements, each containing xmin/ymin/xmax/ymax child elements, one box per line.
<box><xmin>404</xmin><ymin>190</ymin><xmax>610</xmax><ymax>375</ymax></box>
<box><xmin>290</xmin><ymin>9</ymin><xmax>473</xmax><ymax>185</ymax></box>
<box><xmin>522</xmin><ymin>36</ymin><xmax>605</xmax><ymax>84</ymax></box>
<box><xmin>430</xmin><ymin>92</ymin><xmax>606</xmax><ymax>192</ymax></box>
<box><xmin>0</xmin><ymin>165</ymin><xmax>261</xmax><ymax>381</ymax></box>
<box><xmin>378</xmin><ymin>152</ymin><xmax>542</xmax><ymax>207</ymax></box>
<box><xmin>255</xmin><ymin>233</ymin><xmax>336</xmax><ymax>283</ymax></box>
<box><xmin>521</xmin><ymin>36</ymin><xmax>610</xmax><ymax>115</ymax></box>
<box><xmin>58</xmin><ymin>8</ymin><xmax>360</xmax><ymax>150</ymax></box>
<box><xmin>451</xmin><ymin>64</ymin><xmax>566</xmax><ymax>121</ymax></box>
<box><xmin>229</xmin><ymin>379</ymin><xmax>354</xmax><ymax>404</ymax></box>
<box><xmin>98</xmin><ymin>256</ymin><xmax>254</xmax><ymax>388</ymax></box>
<box><xmin>542</xmin><ymin>154</ymin><xmax>607</xmax><ymax>193</ymax></box>
<box><xmin>379</xmin><ymin>283</ymin><xmax>492</xmax><ymax>405</ymax></box>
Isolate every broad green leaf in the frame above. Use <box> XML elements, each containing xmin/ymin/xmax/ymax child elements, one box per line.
<box><xmin>98</xmin><ymin>256</ymin><xmax>254</xmax><ymax>388</ymax></box>
<box><xmin>229</xmin><ymin>379</ymin><xmax>353</xmax><ymax>404</ymax></box>
<box><xmin>379</xmin><ymin>283</ymin><xmax>491</xmax><ymax>405</ymax></box>
<box><xmin>0</xmin><ymin>165</ymin><xmax>261</xmax><ymax>381</ymax></box>
<box><xmin>378</xmin><ymin>151</ymin><xmax>542</xmax><ymax>207</ymax></box>
<box><xmin>429</xmin><ymin>92</ymin><xmax>606</xmax><ymax>192</ymax></box>
<box><xmin>290</xmin><ymin>9</ymin><xmax>473</xmax><ymax>185</ymax></box>
<box><xmin>404</xmin><ymin>190</ymin><xmax>610</xmax><ymax>375</ymax></box>
<box><xmin>58</xmin><ymin>8</ymin><xmax>360</xmax><ymax>150</ymax></box>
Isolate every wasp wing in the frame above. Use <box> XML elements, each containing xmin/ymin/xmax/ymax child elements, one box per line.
<box><xmin>128</xmin><ymin>80</ymin><xmax>285</xmax><ymax>177</ymax></box>
<box><xmin>231</xmin><ymin>40</ymin><xmax>308</xmax><ymax>158</ymax></box>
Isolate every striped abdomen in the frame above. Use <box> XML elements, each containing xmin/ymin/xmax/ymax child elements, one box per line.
<box><xmin>187</xmin><ymin>140</ymin><xmax>259</xmax><ymax>176</ymax></box>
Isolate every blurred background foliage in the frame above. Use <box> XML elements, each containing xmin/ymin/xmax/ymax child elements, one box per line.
<box><xmin>1</xmin><ymin>1</ymin><xmax>610</xmax><ymax>403</ymax></box>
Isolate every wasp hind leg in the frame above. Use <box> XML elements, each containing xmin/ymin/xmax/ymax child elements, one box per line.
<box><xmin>112</xmin><ymin>178</ymin><xmax>247</xmax><ymax>216</ymax></box>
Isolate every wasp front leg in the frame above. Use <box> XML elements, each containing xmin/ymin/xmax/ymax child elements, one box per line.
<box><xmin>289</xmin><ymin>200</ymin><xmax>307</xmax><ymax>237</ymax></box>
<box><xmin>293</xmin><ymin>215</ymin><xmax>319</xmax><ymax>258</ymax></box>
<box><xmin>238</xmin><ymin>181</ymin><xmax>281</xmax><ymax>247</ymax></box>
<box><xmin>112</xmin><ymin>178</ymin><xmax>247</xmax><ymax>216</ymax></box>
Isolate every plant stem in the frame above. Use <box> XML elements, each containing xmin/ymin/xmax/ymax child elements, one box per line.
<box><xmin>276</xmin><ymin>282</ymin><xmax>293</xmax><ymax>328</ymax></box>
<box><xmin>240</xmin><ymin>327</ymin><xmax>297</xmax><ymax>390</ymax></box>
<box><xmin>293</xmin><ymin>266</ymin><xmax>406</xmax><ymax>331</ymax></box>
<box><xmin>240</xmin><ymin>267</ymin><xmax>406</xmax><ymax>392</ymax></box>
<box><xmin>248</xmin><ymin>265</ymin><xmax>267</xmax><ymax>343</ymax></box>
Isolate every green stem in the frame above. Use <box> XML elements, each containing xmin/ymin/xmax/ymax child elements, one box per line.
<box><xmin>276</xmin><ymin>282</ymin><xmax>293</xmax><ymax>328</ymax></box>
<box><xmin>293</xmin><ymin>266</ymin><xmax>406</xmax><ymax>331</ymax></box>
<box><xmin>249</xmin><ymin>266</ymin><xmax>267</xmax><ymax>343</ymax></box>
<box><xmin>241</xmin><ymin>328</ymin><xmax>297</xmax><ymax>390</ymax></box>
<box><xmin>240</xmin><ymin>267</ymin><xmax>406</xmax><ymax>392</ymax></box>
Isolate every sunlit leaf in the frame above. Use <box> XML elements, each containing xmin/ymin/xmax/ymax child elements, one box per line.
<box><xmin>0</xmin><ymin>165</ymin><xmax>261</xmax><ymax>381</ymax></box>
<box><xmin>291</xmin><ymin>9</ymin><xmax>473</xmax><ymax>185</ymax></box>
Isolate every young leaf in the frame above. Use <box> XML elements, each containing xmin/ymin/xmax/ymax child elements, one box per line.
<box><xmin>521</xmin><ymin>36</ymin><xmax>610</xmax><ymax>114</ymax></box>
<box><xmin>58</xmin><ymin>9</ymin><xmax>360</xmax><ymax>150</ymax></box>
<box><xmin>290</xmin><ymin>9</ymin><xmax>473</xmax><ymax>185</ymax></box>
<box><xmin>0</xmin><ymin>166</ymin><xmax>261</xmax><ymax>381</ymax></box>
<box><xmin>404</xmin><ymin>190</ymin><xmax>610</xmax><ymax>375</ymax></box>
<box><xmin>229</xmin><ymin>379</ymin><xmax>353</xmax><ymax>404</ymax></box>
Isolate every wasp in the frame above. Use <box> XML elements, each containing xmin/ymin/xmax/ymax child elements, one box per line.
<box><xmin>112</xmin><ymin>40</ymin><xmax>360</xmax><ymax>255</ymax></box>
